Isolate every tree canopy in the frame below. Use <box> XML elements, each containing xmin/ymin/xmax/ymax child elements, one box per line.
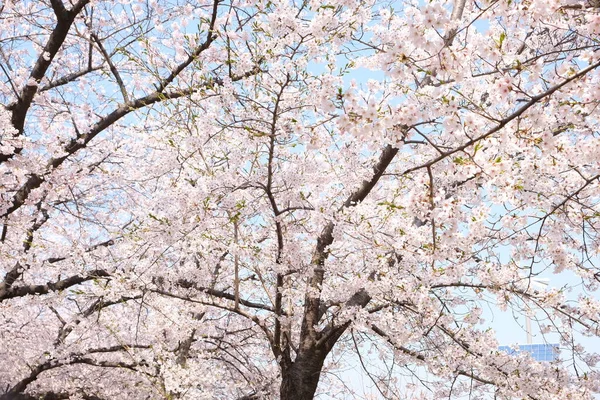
<box><xmin>1</xmin><ymin>0</ymin><xmax>600</xmax><ymax>399</ymax></box>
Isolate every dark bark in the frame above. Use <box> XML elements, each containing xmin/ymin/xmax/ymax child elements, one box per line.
<box><xmin>0</xmin><ymin>269</ymin><xmax>109</xmax><ymax>301</ymax></box>
<box><xmin>280</xmin><ymin>290</ymin><xmax>373</xmax><ymax>400</ymax></box>
<box><xmin>281</xmin><ymin>145</ymin><xmax>400</xmax><ymax>400</ymax></box>
<box><xmin>280</xmin><ymin>348</ymin><xmax>327</xmax><ymax>400</ymax></box>
<box><xmin>3</xmin><ymin>0</ymin><xmax>90</xmax><ymax>164</ymax></box>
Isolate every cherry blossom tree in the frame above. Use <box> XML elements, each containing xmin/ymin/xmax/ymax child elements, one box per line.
<box><xmin>2</xmin><ymin>0</ymin><xmax>600</xmax><ymax>399</ymax></box>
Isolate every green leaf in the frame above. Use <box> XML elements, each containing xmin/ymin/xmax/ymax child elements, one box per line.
<box><xmin>498</xmin><ymin>32</ymin><xmax>506</xmax><ymax>49</ymax></box>
<box><xmin>453</xmin><ymin>156</ymin><xmax>466</xmax><ymax>165</ymax></box>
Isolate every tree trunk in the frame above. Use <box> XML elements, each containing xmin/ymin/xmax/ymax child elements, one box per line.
<box><xmin>280</xmin><ymin>349</ymin><xmax>327</xmax><ymax>400</ymax></box>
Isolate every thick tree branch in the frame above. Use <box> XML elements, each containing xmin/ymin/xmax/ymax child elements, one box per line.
<box><xmin>299</xmin><ymin>144</ymin><xmax>399</xmax><ymax>352</ymax></box>
<box><xmin>45</xmin><ymin>238</ymin><xmax>115</xmax><ymax>264</ymax></box>
<box><xmin>0</xmin><ymin>270</ymin><xmax>109</xmax><ymax>301</ymax></box>
<box><xmin>2</xmin><ymin>346</ymin><xmax>148</xmax><ymax>397</ymax></box>
<box><xmin>175</xmin><ymin>278</ymin><xmax>276</xmax><ymax>313</ymax></box>
<box><xmin>3</xmin><ymin>0</ymin><xmax>91</xmax><ymax>163</ymax></box>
